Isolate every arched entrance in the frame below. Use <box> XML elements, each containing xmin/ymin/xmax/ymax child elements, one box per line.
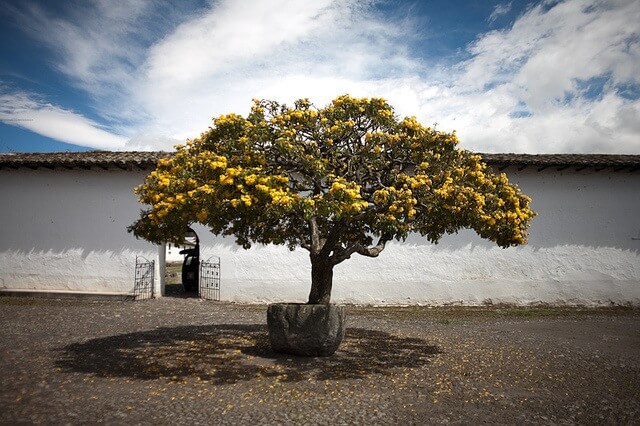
<box><xmin>179</xmin><ymin>228</ymin><xmax>200</xmax><ymax>292</ymax></box>
<box><xmin>164</xmin><ymin>227</ymin><xmax>200</xmax><ymax>297</ymax></box>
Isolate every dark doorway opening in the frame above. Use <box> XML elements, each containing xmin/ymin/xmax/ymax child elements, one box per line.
<box><xmin>165</xmin><ymin>228</ymin><xmax>199</xmax><ymax>298</ymax></box>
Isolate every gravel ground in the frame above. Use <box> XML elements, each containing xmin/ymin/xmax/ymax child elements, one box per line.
<box><xmin>0</xmin><ymin>296</ymin><xmax>639</xmax><ymax>425</ymax></box>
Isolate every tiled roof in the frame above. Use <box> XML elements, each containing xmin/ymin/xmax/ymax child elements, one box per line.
<box><xmin>0</xmin><ymin>151</ymin><xmax>171</xmax><ymax>171</ymax></box>
<box><xmin>480</xmin><ymin>153</ymin><xmax>640</xmax><ymax>172</ymax></box>
<box><xmin>0</xmin><ymin>151</ymin><xmax>639</xmax><ymax>172</ymax></box>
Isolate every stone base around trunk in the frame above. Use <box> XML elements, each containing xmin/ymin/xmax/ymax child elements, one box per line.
<box><xmin>267</xmin><ymin>303</ymin><xmax>346</xmax><ymax>357</ymax></box>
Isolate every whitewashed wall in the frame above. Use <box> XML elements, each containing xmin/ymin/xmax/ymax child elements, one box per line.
<box><xmin>1</xmin><ymin>167</ymin><xmax>639</xmax><ymax>305</ymax></box>
<box><xmin>0</xmin><ymin>169</ymin><xmax>157</xmax><ymax>295</ymax></box>
<box><xmin>197</xmin><ymin>169</ymin><xmax>640</xmax><ymax>306</ymax></box>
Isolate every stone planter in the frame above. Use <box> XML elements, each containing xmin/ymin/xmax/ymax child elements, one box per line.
<box><xmin>267</xmin><ymin>303</ymin><xmax>346</xmax><ymax>357</ymax></box>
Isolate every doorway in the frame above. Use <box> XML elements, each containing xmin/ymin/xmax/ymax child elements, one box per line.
<box><xmin>164</xmin><ymin>228</ymin><xmax>200</xmax><ymax>297</ymax></box>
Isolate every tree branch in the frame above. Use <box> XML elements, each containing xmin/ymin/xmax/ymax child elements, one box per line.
<box><xmin>318</xmin><ymin>222</ymin><xmax>346</xmax><ymax>259</ymax></box>
<box><xmin>309</xmin><ymin>217</ymin><xmax>321</xmax><ymax>255</ymax></box>
<box><xmin>330</xmin><ymin>235</ymin><xmax>389</xmax><ymax>265</ymax></box>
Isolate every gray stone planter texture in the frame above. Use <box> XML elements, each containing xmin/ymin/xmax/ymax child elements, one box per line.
<box><xmin>267</xmin><ymin>303</ymin><xmax>346</xmax><ymax>357</ymax></box>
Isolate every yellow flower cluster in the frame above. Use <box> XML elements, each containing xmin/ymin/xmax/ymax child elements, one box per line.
<box><xmin>372</xmin><ymin>186</ymin><xmax>418</xmax><ymax>221</ymax></box>
<box><xmin>219</xmin><ymin>175</ymin><xmax>234</xmax><ymax>185</ymax></box>
<box><xmin>329</xmin><ymin>180</ymin><xmax>360</xmax><ymax>199</ymax></box>
<box><xmin>214</xmin><ymin>113</ymin><xmax>243</xmax><ymax>127</ymax></box>
<box><xmin>401</xmin><ymin>116</ymin><xmax>423</xmax><ymax>132</ymax></box>
<box><xmin>327</xmin><ymin>178</ymin><xmax>369</xmax><ymax>214</ymax></box>
<box><xmin>373</xmin><ymin>188</ymin><xmax>390</xmax><ymax>205</ymax></box>
<box><xmin>229</xmin><ymin>196</ymin><xmax>256</xmax><ymax>208</ymax></box>
<box><xmin>269</xmin><ymin>188</ymin><xmax>295</xmax><ymax>206</ymax></box>
<box><xmin>399</xmin><ymin>174</ymin><xmax>432</xmax><ymax>190</ymax></box>
<box><xmin>218</xmin><ymin>166</ymin><xmax>244</xmax><ymax>185</ymax></box>
<box><xmin>434</xmin><ymin>177</ymin><xmax>454</xmax><ymax>197</ymax></box>
<box><xmin>208</xmin><ymin>158</ymin><xmax>227</xmax><ymax>170</ymax></box>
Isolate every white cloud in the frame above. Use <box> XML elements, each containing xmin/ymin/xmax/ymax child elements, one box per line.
<box><xmin>125</xmin><ymin>133</ymin><xmax>182</xmax><ymax>151</ymax></box>
<box><xmin>143</xmin><ymin>0</ymin><xmax>339</xmax><ymax>84</ymax></box>
<box><xmin>0</xmin><ymin>90</ymin><xmax>128</xmax><ymax>150</ymax></box>
<box><xmin>488</xmin><ymin>1</ymin><xmax>512</xmax><ymax>24</ymax></box>
<box><xmin>5</xmin><ymin>1</ymin><xmax>150</xmax><ymax>93</ymax></box>
<box><xmin>129</xmin><ymin>0</ymin><xmax>423</xmax><ymax>144</ymax></box>
<box><xmin>127</xmin><ymin>0</ymin><xmax>640</xmax><ymax>154</ymax></box>
<box><xmin>4</xmin><ymin>0</ymin><xmax>640</xmax><ymax>154</ymax></box>
<box><xmin>433</xmin><ymin>0</ymin><xmax>640</xmax><ymax>153</ymax></box>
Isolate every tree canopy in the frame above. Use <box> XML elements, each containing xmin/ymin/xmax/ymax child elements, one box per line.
<box><xmin>129</xmin><ymin>95</ymin><xmax>535</xmax><ymax>303</ymax></box>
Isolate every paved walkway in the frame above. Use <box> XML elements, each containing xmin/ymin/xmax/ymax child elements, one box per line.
<box><xmin>1</xmin><ymin>297</ymin><xmax>638</xmax><ymax>424</ymax></box>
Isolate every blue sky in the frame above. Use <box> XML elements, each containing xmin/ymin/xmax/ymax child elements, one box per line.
<box><xmin>1</xmin><ymin>0</ymin><xmax>639</xmax><ymax>153</ymax></box>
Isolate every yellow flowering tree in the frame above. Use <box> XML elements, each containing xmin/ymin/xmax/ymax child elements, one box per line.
<box><xmin>129</xmin><ymin>95</ymin><xmax>535</xmax><ymax>304</ymax></box>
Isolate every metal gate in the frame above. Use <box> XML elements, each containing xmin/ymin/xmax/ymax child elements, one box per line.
<box><xmin>199</xmin><ymin>256</ymin><xmax>220</xmax><ymax>301</ymax></box>
<box><xmin>134</xmin><ymin>256</ymin><xmax>155</xmax><ymax>300</ymax></box>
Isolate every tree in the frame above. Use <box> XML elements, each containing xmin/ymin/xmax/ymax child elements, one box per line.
<box><xmin>129</xmin><ymin>95</ymin><xmax>535</xmax><ymax>304</ymax></box>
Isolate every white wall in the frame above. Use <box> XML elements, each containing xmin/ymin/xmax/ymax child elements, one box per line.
<box><xmin>1</xmin><ymin>167</ymin><xmax>638</xmax><ymax>305</ymax></box>
<box><xmin>194</xmin><ymin>169</ymin><xmax>640</xmax><ymax>306</ymax></box>
<box><xmin>0</xmin><ymin>169</ymin><xmax>157</xmax><ymax>294</ymax></box>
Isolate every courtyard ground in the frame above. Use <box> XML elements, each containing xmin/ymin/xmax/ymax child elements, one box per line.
<box><xmin>0</xmin><ymin>297</ymin><xmax>638</xmax><ymax>424</ymax></box>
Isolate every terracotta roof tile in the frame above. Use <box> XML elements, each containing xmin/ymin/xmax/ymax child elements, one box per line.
<box><xmin>0</xmin><ymin>151</ymin><xmax>639</xmax><ymax>172</ymax></box>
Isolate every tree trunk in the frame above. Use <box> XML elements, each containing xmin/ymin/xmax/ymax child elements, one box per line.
<box><xmin>307</xmin><ymin>259</ymin><xmax>334</xmax><ymax>305</ymax></box>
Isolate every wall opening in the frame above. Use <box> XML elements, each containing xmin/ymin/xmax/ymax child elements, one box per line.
<box><xmin>164</xmin><ymin>228</ymin><xmax>200</xmax><ymax>298</ymax></box>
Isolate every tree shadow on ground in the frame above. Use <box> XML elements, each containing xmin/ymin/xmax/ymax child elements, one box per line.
<box><xmin>55</xmin><ymin>324</ymin><xmax>440</xmax><ymax>384</ymax></box>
